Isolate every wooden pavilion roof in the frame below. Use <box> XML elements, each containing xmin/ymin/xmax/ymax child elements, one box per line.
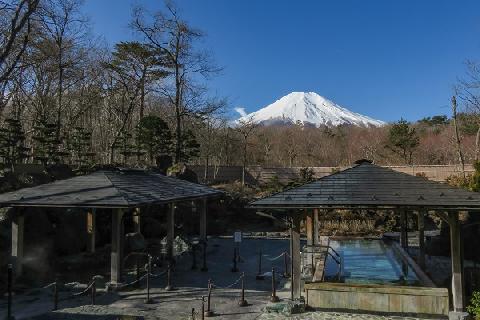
<box><xmin>0</xmin><ymin>169</ymin><xmax>222</xmax><ymax>208</ymax></box>
<box><xmin>250</xmin><ymin>161</ymin><xmax>480</xmax><ymax>211</ymax></box>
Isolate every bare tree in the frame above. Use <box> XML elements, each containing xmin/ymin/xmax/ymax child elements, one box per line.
<box><xmin>235</xmin><ymin>115</ymin><xmax>258</xmax><ymax>186</ymax></box>
<box><xmin>452</xmin><ymin>95</ymin><xmax>466</xmax><ymax>178</ymax></box>
<box><xmin>131</xmin><ymin>2</ymin><xmax>221</xmax><ymax>165</ymax></box>
<box><xmin>0</xmin><ymin>0</ymin><xmax>40</xmax><ymax>115</ymax></box>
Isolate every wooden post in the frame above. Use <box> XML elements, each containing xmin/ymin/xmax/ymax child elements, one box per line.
<box><xmin>167</xmin><ymin>203</ymin><xmax>175</xmax><ymax>260</ymax></box>
<box><xmin>449</xmin><ymin>211</ymin><xmax>465</xmax><ymax>312</ymax></box>
<box><xmin>400</xmin><ymin>209</ymin><xmax>408</xmax><ymax>249</ymax></box>
<box><xmin>86</xmin><ymin>209</ymin><xmax>96</xmax><ymax>253</ymax></box>
<box><xmin>11</xmin><ymin>209</ymin><xmax>25</xmax><ymax>277</ymax></box>
<box><xmin>133</xmin><ymin>207</ymin><xmax>141</xmax><ymax>234</ymax></box>
<box><xmin>110</xmin><ymin>209</ymin><xmax>124</xmax><ymax>285</ymax></box>
<box><xmin>306</xmin><ymin>210</ymin><xmax>313</xmax><ymax>246</ymax></box>
<box><xmin>200</xmin><ymin>198</ymin><xmax>207</xmax><ymax>243</ymax></box>
<box><xmin>313</xmin><ymin>209</ymin><xmax>319</xmax><ymax>245</ymax></box>
<box><xmin>290</xmin><ymin>214</ymin><xmax>301</xmax><ymax>300</ymax></box>
<box><xmin>417</xmin><ymin>210</ymin><xmax>425</xmax><ymax>269</ymax></box>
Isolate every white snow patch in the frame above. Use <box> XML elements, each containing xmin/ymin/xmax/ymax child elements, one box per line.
<box><xmin>237</xmin><ymin>92</ymin><xmax>385</xmax><ymax>127</ymax></box>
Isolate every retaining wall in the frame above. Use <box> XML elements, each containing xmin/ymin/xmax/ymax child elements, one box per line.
<box><xmin>304</xmin><ymin>282</ymin><xmax>449</xmax><ymax>316</ymax></box>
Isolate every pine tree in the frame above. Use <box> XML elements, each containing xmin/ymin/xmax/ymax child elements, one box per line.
<box><xmin>177</xmin><ymin>129</ymin><xmax>200</xmax><ymax>163</ymax></box>
<box><xmin>32</xmin><ymin>120</ymin><xmax>68</xmax><ymax>165</ymax></box>
<box><xmin>67</xmin><ymin>127</ymin><xmax>96</xmax><ymax>171</ymax></box>
<box><xmin>387</xmin><ymin>119</ymin><xmax>420</xmax><ymax>164</ymax></box>
<box><xmin>113</xmin><ymin>131</ymin><xmax>136</xmax><ymax>165</ymax></box>
<box><xmin>0</xmin><ymin>118</ymin><xmax>29</xmax><ymax>170</ymax></box>
<box><xmin>136</xmin><ymin>115</ymin><xmax>172</xmax><ymax>165</ymax></box>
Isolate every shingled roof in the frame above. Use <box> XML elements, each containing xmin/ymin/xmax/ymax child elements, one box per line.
<box><xmin>0</xmin><ymin>169</ymin><xmax>222</xmax><ymax>208</ymax></box>
<box><xmin>250</xmin><ymin>161</ymin><xmax>480</xmax><ymax>211</ymax></box>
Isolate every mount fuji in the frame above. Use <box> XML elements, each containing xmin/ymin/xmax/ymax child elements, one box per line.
<box><xmin>237</xmin><ymin>92</ymin><xmax>385</xmax><ymax>127</ymax></box>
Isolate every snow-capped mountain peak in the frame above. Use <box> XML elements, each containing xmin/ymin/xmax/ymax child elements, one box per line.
<box><xmin>237</xmin><ymin>92</ymin><xmax>385</xmax><ymax>127</ymax></box>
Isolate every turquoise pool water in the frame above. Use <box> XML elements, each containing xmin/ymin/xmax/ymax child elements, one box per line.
<box><xmin>324</xmin><ymin>239</ymin><xmax>421</xmax><ymax>286</ymax></box>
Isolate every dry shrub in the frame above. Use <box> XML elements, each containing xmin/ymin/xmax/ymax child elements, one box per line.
<box><xmin>319</xmin><ymin>219</ymin><xmax>376</xmax><ymax>236</ymax></box>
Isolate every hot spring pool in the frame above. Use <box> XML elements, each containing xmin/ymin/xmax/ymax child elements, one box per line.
<box><xmin>324</xmin><ymin>239</ymin><xmax>421</xmax><ymax>286</ymax></box>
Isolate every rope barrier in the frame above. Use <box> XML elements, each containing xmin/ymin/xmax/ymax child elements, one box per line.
<box><xmin>211</xmin><ymin>273</ymin><xmax>244</xmax><ymax>289</ymax></box>
<box><xmin>263</xmin><ymin>251</ymin><xmax>286</xmax><ymax>261</ymax></box>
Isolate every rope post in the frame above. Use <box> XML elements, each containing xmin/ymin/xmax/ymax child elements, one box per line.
<box><xmin>201</xmin><ymin>296</ymin><xmax>205</xmax><ymax>320</ymax></box>
<box><xmin>255</xmin><ymin>249</ymin><xmax>264</xmax><ymax>280</ymax></box>
<box><xmin>7</xmin><ymin>263</ymin><xmax>12</xmax><ymax>320</ymax></box>
<box><xmin>91</xmin><ymin>279</ymin><xmax>96</xmax><ymax>305</ymax></box>
<box><xmin>270</xmin><ymin>267</ymin><xmax>280</xmax><ymax>302</ymax></box>
<box><xmin>283</xmin><ymin>251</ymin><xmax>290</xmax><ymax>278</ymax></box>
<box><xmin>53</xmin><ymin>281</ymin><xmax>58</xmax><ymax>311</ymax></box>
<box><xmin>191</xmin><ymin>244</ymin><xmax>197</xmax><ymax>270</ymax></box>
<box><xmin>238</xmin><ymin>272</ymin><xmax>248</xmax><ymax>307</ymax></box>
<box><xmin>204</xmin><ymin>279</ymin><xmax>214</xmax><ymax>317</ymax></box>
<box><xmin>144</xmin><ymin>255</ymin><xmax>154</xmax><ymax>304</ymax></box>
<box><xmin>200</xmin><ymin>241</ymin><xmax>208</xmax><ymax>272</ymax></box>
<box><xmin>165</xmin><ymin>262</ymin><xmax>174</xmax><ymax>291</ymax></box>
<box><xmin>231</xmin><ymin>247</ymin><xmax>238</xmax><ymax>272</ymax></box>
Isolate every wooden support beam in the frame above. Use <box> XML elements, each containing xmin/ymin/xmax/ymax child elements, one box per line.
<box><xmin>11</xmin><ymin>209</ymin><xmax>24</xmax><ymax>277</ymax></box>
<box><xmin>400</xmin><ymin>209</ymin><xmax>408</xmax><ymax>249</ymax></box>
<box><xmin>110</xmin><ymin>209</ymin><xmax>124</xmax><ymax>285</ymax></box>
<box><xmin>313</xmin><ymin>209</ymin><xmax>319</xmax><ymax>245</ymax></box>
<box><xmin>417</xmin><ymin>210</ymin><xmax>425</xmax><ymax>269</ymax></box>
<box><xmin>290</xmin><ymin>214</ymin><xmax>302</xmax><ymax>300</ymax></box>
<box><xmin>449</xmin><ymin>211</ymin><xmax>465</xmax><ymax>312</ymax></box>
<box><xmin>199</xmin><ymin>198</ymin><xmax>207</xmax><ymax>243</ymax></box>
<box><xmin>167</xmin><ymin>203</ymin><xmax>175</xmax><ymax>260</ymax></box>
<box><xmin>306</xmin><ymin>210</ymin><xmax>313</xmax><ymax>246</ymax></box>
<box><xmin>86</xmin><ymin>209</ymin><xmax>96</xmax><ymax>253</ymax></box>
<box><xmin>133</xmin><ymin>207</ymin><xmax>141</xmax><ymax>234</ymax></box>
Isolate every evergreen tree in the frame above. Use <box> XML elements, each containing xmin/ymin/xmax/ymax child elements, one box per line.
<box><xmin>32</xmin><ymin>120</ymin><xmax>68</xmax><ymax>165</ymax></box>
<box><xmin>67</xmin><ymin>127</ymin><xmax>96</xmax><ymax>170</ymax></box>
<box><xmin>387</xmin><ymin>119</ymin><xmax>419</xmax><ymax>164</ymax></box>
<box><xmin>113</xmin><ymin>131</ymin><xmax>136</xmax><ymax>165</ymax></box>
<box><xmin>0</xmin><ymin>118</ymin><xmax>29</xmax><ymax>169</ymax></box>
<box><xmin>177</xmin><ymin>129</ymin><xmax>200</xmax><ymax>163</ymax></box>
<box><xmin>136</xmin><ymin>115</ymin><xmax>172</xmax><ymax>165</ymax></box>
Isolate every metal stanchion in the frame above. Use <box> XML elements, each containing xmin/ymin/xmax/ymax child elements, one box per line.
<box><xmin>144</xmin><ymin>255</ymin><xmax>154</xmax><ymax>304</ymax></box>
<box><xmin>53</xmin><ymin>281</ymin><xmax>58</xmax><ymax>311</ymax></box>
<box><xmin>231</xmin><ymin>247</ymin><xmax>238</xmax><ymax>272</ymax></box>
<box><xmin>91</xmin><ymin>279</ymin><xmax>96</xmax><ymax>305</ymax></box>
<box><xmin>238</xmin><ymin>272</ymin><xmax>248</xmax><ymax>307</ymax></box>
<box><xmin>7</xmin><ymin>264</ymin><xmax>12</xmax><ymax>320</ymax></box>
<box><xmin>204</xmin><ymin>279</ymin><xmax>214</xmax><ymax>317</ymax></box>
<box><xmin>283</xmin><ymin>251</ymin><xmax>290</xmax><ymax>278</ymax></box>
<box><xmin>165</xmin><ymin>262</ymin><xmax>174</xmax><ymax>291</ymax></box>
<box><xmin>270</xmin><ymin>267</ymin><xmax>280</xmax><ymax>302</ymax></box>
<box><xmin>256</xmin><ymin>249</ymin><xmax>264</xmax><ymax>280</ymax></box>
<box><xmin>200</xmin><ymin>241</ymin><xmax>208</xmax><ymax>272</ymax></box>
<box><xmin>201</xmin><ymin>296</ymin><xmax>206</xmax><ymax>320</ymax></box>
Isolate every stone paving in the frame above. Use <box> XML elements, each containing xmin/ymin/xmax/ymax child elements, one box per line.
<box><xmin>258</xmin><ymin>312</ymin><xmax>438</xmax><ymax>320</ymax></box>
<box><xmin>2</xmin><ymin>238</ymin><xmax>445</xmax><ymax>320</ymax></box>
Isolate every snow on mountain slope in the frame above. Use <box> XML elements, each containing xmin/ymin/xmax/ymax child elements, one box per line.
<box><xmin>237</xmin><ymin>92</ymin><xmax>385</xmax><ymax>127</ymax></box>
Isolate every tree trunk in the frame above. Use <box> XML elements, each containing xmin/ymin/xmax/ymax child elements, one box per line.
<box><xmin>452</xmin><ymin>96</ymin><xmax>466</xmax><ymax>179</ymax></box>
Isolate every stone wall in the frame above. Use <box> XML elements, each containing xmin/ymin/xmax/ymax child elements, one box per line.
<box><xmin>189</xmin><ymin>164</ymin><xmax>473</xmax><ymax>185</ymax></box>
<box><xmin>304</xmin><ymin>282</ymin><xmax>449</xmax><ymax>316</ymax></box>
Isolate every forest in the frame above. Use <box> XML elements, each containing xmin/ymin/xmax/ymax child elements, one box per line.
<box><xmin>1</xmin><ymin>0</ymin><xmax>480</xmax><ymax>175</ymax></box>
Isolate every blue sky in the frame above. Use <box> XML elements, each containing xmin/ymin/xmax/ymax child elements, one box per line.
<box><xmin>83</xmin><ymin>0</ymin><xmax>480</xmax><ymax>122</ymax></box>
